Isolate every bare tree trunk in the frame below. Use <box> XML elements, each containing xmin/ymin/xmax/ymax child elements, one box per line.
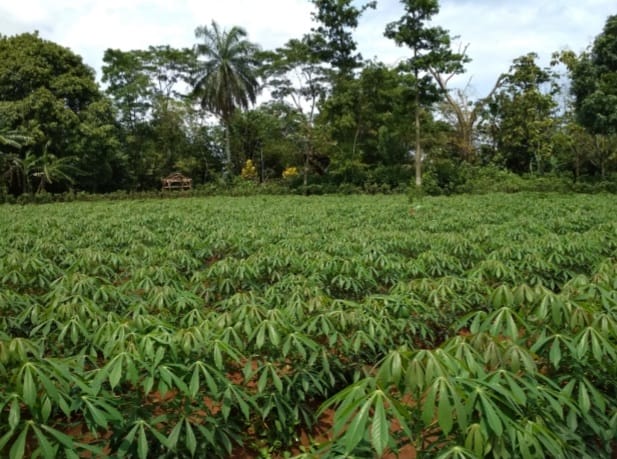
<box><xmin>224</xmin><ymin>124</ymin><xmax>232</xmax><ymax>178</ymax></box>
<box><xmin>352</xmin><ymin>125</ymin><xmax>361</xmax><ymax>159</ymax></box>
<box><xmin>303</xmin><ymin>120</ymin><xmax>312</xmax><ymax>195</ymax></box>
<box><xmin>259</xmin><ymin>146</ymin><xmax>264</xmax><ymax>183</ymax></box>
<box><xmin>37</xmin><ymin>177</ymin><xmax>46</xmax><ymax>194</ymax></box>
<box><xmin>414</xmin><ymin>89</ymin><xmax>422</xmax><ymax>188</ymax></box>
<box><xmin>431</xmin><ymin>66</ymin><xmax>505</xmax><ymax>164</ymax></box>
<box><xmin>303</xmin><ymin>151</ymin><xmax>309</xmax><ymax>195</ymax></box>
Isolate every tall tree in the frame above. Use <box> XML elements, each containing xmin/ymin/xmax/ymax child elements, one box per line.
<box><xmin>384</xmin><ymin>0</ymin><xmax>467</xmax><ymax>188</ymax></box>
<box><xmin>24</xmin><ymin>145</ymin><xmax>79</xmax><ymax>193</ymax></box>
<box><xmin>309</xmin><ymin>0</ymin><xmax>379</xmax><ymax>179</ymax></box>
<box><xmin>0</xmin><ymin>124</ymin><xmax>31</xmax><ymax>194</ymax></box>
<box><xmin>102</xmin><ymin>49</ymin><xmax>152</xmax><ymax>129</ymax></box>
<box><xmin>486</xmin><ymin>53</ymin><xmax>558</xmax><ymax>174</ymax></box>
<box><xmin>102</xmin><ymin>46</ymin><xmax>195</xmax><ymax>189</ymax></box>
<box><xmin>229</xmin><ymin>103</ymin><xmax>306</xmax><ymax>182</ymax></box>
<box><xmin>0</xmin><ymin>32</ymin><xmax>123</xmax><ymax>193</ymax></box>
<box><xmin>309</xmin><ymin>0</ymin><xmax>376</xmax><ymax>78</ymax></box>
<box><xmin>318</xmin><ymin>61</ymin><xmax>416</xmax><ymax>184</ymax></box>
<box><xmin>430</xmin><ymin>56</ymin><xmax>505</xmax><ymax>163</ymax></box>
<box><xmin>191</xmin><ymin>21</ymin><xmax>261</xmax><ymax>176</ymax></box>
<box><xmin>261</xmin><ymin>38</ymin><xmax>331</xmax><ymax>189</ymax></box>
<box><xmin>571</xmin><ymin>15</ymin><xmax>617</xmax><ymax>136</ymax></box>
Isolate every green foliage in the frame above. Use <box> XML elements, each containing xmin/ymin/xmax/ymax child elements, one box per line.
<box><xmin>102</xmin><ymin>46</ymin><xmax>215</xmax><ymax>189</ymax></box>
<box><xmin>192</xmin><ymin>21</ymin><xmax>261</xmax><ymax>173</ymax></box>
<box><xmin>318</xmin><ymin>61</ymin><xmax>416</xmax><ymax>177</ymax></box>
<box><xmin>572</xmin><ymin>15</ymin><xmax>617</xmax><ymax>136</ymax></box>
<box><xmin>484</xmin><ymin>53</ymin><xmax>559</xmax><ymax>174</ymax></box>
<box><xmin>384</xmin><ymin>0</ymin><xmax>468</xmax><ymax>188</ymax></box>
<box><xmin>4</xmin><ymin>12</ymin><xmax>617</xmax><ymax>195</ymax></box>
<box><xmin>309</xmin><ymin>0</ymin><xmax>376</xmax><ymax>77</ymax></box>
<box><xmin>1</xmin><ymin>194</ymin><xmax>617</xmax><ymax>457</ymax></box>
<box><xmin>423</xmin><ymin>165</ymin><xmax>575</xmax><ymax>196</ymax></box>
<box><xmin>0</xmin><ymin>32</ymin><xmax>124</xmax><ymax>194</ymax></box>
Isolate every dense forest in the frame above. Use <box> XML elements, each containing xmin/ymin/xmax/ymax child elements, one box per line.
<box><xmin>1</xmin><ymin>0</ymin><xmax>616</xmax><ymax>198</ymax></box>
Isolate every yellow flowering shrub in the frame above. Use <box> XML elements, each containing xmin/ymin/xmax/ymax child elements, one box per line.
<box><xmin>241</xmin><ymin>159</ymin><xmax>257</xmax><ymax>180</ymax></box>
<box><xmin>282</xmin><ymin>166</ymin><xmax>299</xmax><ymax>179</ymax></box>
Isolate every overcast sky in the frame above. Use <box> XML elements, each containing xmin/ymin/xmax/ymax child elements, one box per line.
<box><xmin>0</xmin><ymin>0</ymin><xmax>614</xmax><ymax>97</ymax></box>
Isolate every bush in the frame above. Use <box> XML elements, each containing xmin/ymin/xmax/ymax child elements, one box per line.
<box><xmin>363</xmin><ymin>182</ymin><xmax>393</xmax><ymax>194</ymax></box>
<box><xmin>406</xmin><ymin>184</ymin><xmax>426</xmax><ymax>203</ymax></box>
<box><xmin>300</xmin><ymin>183</ymin><xmax>338</xmax><ymax>195</ymax></box>
<box><xmin>366</xmin><ymin>164</ymin><xmax>413</xmax><ymax>189</ymax></box>
<box><xmin>422</xmin><ymin>159</ymin><xmax>471</xmax><ymax>195</ymax></box>
<box><xmin>453</xmin><ymin>166</ymin><xmax>574</xmax><ymax>194</ymax></box>
<box><xmin>463</xmin><ymin>166</ymin><xmax>526</xmax><ymax>193</ymax></box>
<box><xmin>337</xmin><ymin>183</ymin><xmax>363</xmax><ymax>195</ymax></box>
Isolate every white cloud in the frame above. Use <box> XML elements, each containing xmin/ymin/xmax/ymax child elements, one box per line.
<box><xmin>0</xmin><ymin>0</ymin><xmax>614</xmax><ymax>94</ymax></box>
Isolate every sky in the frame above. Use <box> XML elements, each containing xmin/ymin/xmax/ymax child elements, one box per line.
<box><xmin>0</xmin><ymin>0</ymin><xmax>614</xmax><ymax>97</ymax></box>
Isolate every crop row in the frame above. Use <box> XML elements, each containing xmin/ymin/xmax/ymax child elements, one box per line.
<box><xmin>1</xmin><ymin>193</ymin><xmax>616</xmax><ymax>458</ymax></box>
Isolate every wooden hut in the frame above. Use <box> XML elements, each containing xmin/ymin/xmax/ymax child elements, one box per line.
<box><xmin>161</xmin><ymin>172</ymin><xmax>192</xmax><ymax>191</ymax></box>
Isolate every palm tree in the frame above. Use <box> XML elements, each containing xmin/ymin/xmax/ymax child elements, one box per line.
<box><xmin>25</xmin><ymin>143</ymin><xmax>80</xmax><ymax>193</ymax></box>
<box><xmin>192</xmin><ymin>21</ymin><xmax>261</xmax><ymax>176</ymax></box>
<box><xmin>0</xmin><ymin>127</ymin><xmax>31</xmax><ymax>194</ymax></box>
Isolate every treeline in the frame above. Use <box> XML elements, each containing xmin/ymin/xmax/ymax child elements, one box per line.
<box><xmin>1</xmin><ymin>0</ymin><xmax>616</xmax><ymax>199</ymax></box>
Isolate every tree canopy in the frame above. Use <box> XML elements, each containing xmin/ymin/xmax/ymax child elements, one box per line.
<box><xmin>2</xmin><ymin>6</ymin><xmax>617</xmax><ymax>198</ymax></box>
<box><xmin>572</xmin><ymin>15</ymin><xmax>617</xmax><ymax>136</ymax></box>
<box><xmin>0</xmin><ymin>32</ymin><xmax>124</xmax><ymax>193</ymax></box>
<box><xmin>192</xmin><ymin>21</ymin><xmax>261</xmax><ymax>174</ymax></box>
<box><xmin>384</xmin><ymin>0</ymin><xmax>467</xmax><ymax>187</ymax></box>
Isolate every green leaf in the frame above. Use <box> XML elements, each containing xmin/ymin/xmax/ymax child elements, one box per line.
<box><xmin>257</xmin><ymin>367</ymin><xmax>269</xmax><ymax>394</ymax></box>
<box><xmin>271</xmin><ymin>367</ymin><xmax>283</xmax><ymax>393</ymax></box>
<box><xmin>143</xmin><ymin>375</ymin><xmax>154</xmax><ymax>395</ymax></box>
<box><xmin>268</xmin><ymin>323</ymin><xmax>280</xmax><ymax>346</ymax></box>
<box><xmin>213</xmin><ymin>344</ymin><xmax>223</xmax><ymax>369</ymax></box>
<box><xmin>575</xmin><ymin>331</ymin><xmax>589</xmax><ymax>360</ymax></box>
<box><xmin>422</xmin><ymin>382</ymin><xmax>437</xmax><ymax>426</ymax></box>
<box><xmin>371</xmin><ymin>393</ymin><xmax>388</xmax><ymax>457</ymax></box>
<box><xmin>145</xmin><ymin>421</ymin><xmax>171</xmax><ymax>449</ymax></box>
<box><xmin>578</xmin><ymin>382</ymin><xmax>591</xmax><ymax>414</ymax></box>
<box><xmin>438</xmin><ymin>383</ymin><xmax>454</xmax><ymax>436</ymax></box>
<box><xmin>480</xmin><ymin>393</ymin><xmax>503</xmax><ymax>437</ymax></box>
<box><xmin>9</xmin><ymin>424</ymin><xmax>28</xmax><ymax>459</ymax></box>
<box><xmin>32</xmin><ymin>425</ymin><xmax>56</xmax><ymax>459</ymax></box>
<box><xmin>108</xmin><ymin>359</ymin><xmax>122</xmax><ymax>389</ymax></box>
<box><xmin>34</xmin><ymin>369</ymin><xmax>59</xmax><ymax>402</ymax></box>
<box><xmin>154</xmin><ymin>346</ymin><xmax>165</xmax><ymax>367</ymax></box>
<box><xmin>517</xmin><ymin>429</ymin><xmax>533</xmax><ymax>459</ymax></box>
<box><xmin>505</xmin><ymin>374</ymin><xmax>527</xmax><ymax>406</ymax></box>
<box><xmin>491</xmin><ymin>284</ymin><xmax>513</xmax><ymax>308</ymax></box>
<box><xmin>41</xmin><ymin>397</ymin><xmax>52</xmax><ymax>423</ymax></box>
<box><xmin>167</xmin><ymin>420</ymin><xmax>182</xmax><ymax>450</ymax></box>
<box><xmin>464</xmin><ymin>423</ymin><xmax>485</xmax><ymax>457</ymax></box>
<box><xmin>9</xmin><ymin>398</ymin><xmax>20</xmax><ymax>430</ymax></box>
<box><xmin>202</xmin><ymin>366</ymin><xmax>220</xmax><ymax>396</ymax></box>
<box><xmin>0</xmin><ymin>429</ymin><xmax>15</xmax><ymax>452</ymax></box>
<box><xmin>189</xmin><ymin>366</ymin><xmax>200</xmax><ymax>398</ymax></box>
<box><xmin>40</xmin><ymin>425</ymin><xmax>74</xmax><ymax>449</ymax></box>
<box><xmin>344</xmin><ymin>396</ymin><xmax>371</xmax><ymax>453</ymax></box>
<box><xmin>137</xmin><ymin>424</ymin><xmax>148</xmax><ymax>459</ymax></box>
<box><xmin>22</xmin><ymin>367</ymin><xmax>36</xmax><ymax>407</ymax></box>
<box><xmin>84</xmin><ymin>399</ymin><xmax>109</xmax><ymax>429</ymax></box>
<box><xmin>185</xmin><ymin>420</ymin><xmax>197</xmax><ymax>456</ymax></box>
<box><xmin>548</xmin><ymin>337</ymin><xmax>562</xmax><ymax>368</ymax></box>
<box><xmin>256</xmin><ymin>325</ymin><xmax>265</xmax><ymax>349</ymax></box>
<box><xmin>328</xmin><ymin>382</ymin><xmax>369</xmax><ymax>437</ymax></box>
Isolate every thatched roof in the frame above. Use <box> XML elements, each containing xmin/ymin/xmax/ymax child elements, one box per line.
<box><xmin>161</xmin><ymin>172</ymin><xmax>192</xmax><ymax>190</ymax></box>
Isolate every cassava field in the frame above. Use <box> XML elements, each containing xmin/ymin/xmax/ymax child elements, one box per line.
<box><xmin>1</xmin><ymin>193</ymin><xmax>617</xmax><ymax>458</ymax></box>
